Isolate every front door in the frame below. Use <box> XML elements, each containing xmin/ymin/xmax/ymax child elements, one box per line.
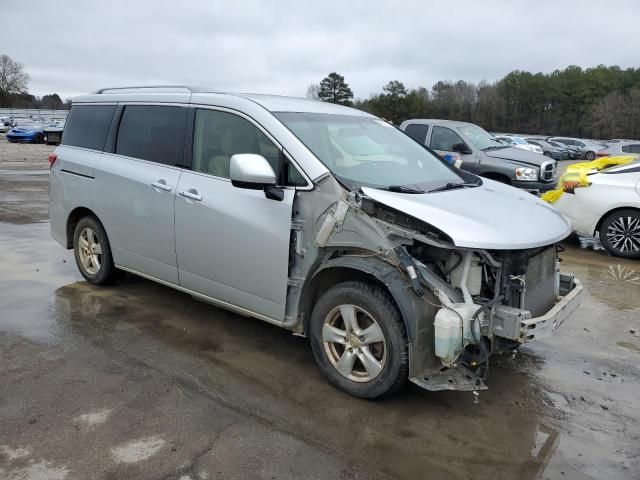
<box><xmin>175</xmin><ymin>108</ymin><xmax>295</xmax><ymax>322</ymax></box>
<box><xmin>429</xmin><ymin>125</ymin><xmax>478</xmax><ymax>172</ymax></box>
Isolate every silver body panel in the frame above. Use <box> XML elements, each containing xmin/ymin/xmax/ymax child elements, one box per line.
<box><xmin>96</xmin><ymin>153</ymin><xmax>182</xmax><ymax>284</ymax></box>
<box><xmin>174</xmin><ymin>171</ymin><xmax>294</xmax><ymax>321</ymax></box>
<box><xmin>361</xmin><ymin>180</ymin><xmax>571</xmax><ymax>249</ymax></box>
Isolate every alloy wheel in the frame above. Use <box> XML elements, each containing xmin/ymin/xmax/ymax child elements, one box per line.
<box><xmin>605</xmin><ymin>215</ymin><xmax>640</xmax><ymax>254</ymax></box>
<box><xmin>322</xmin><ymin>304</ymin><xmax>387</xmax><ymax>382</ymax></box>
<box><xmin>78</xmin><ymin>227</ymin><xmax>103</xmax><ymax>275</ymax></box>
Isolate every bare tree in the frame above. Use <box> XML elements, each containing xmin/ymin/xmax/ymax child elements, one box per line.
<box><xmin>306</xmin><ymin>83</ymin><xmax>321</xmax><ymax>101</ymax></box>
<box><xmin>0</xmin><ymin>54</ymin><xmax>29</xmax><ymax>101</ymax></box>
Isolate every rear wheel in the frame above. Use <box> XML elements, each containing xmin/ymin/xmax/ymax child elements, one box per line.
<box><xmin>600</xmin><ymin>209</ymin><xmax>640</xmax><ymax>259</ymax></box>
<box><xmin>309</xmin><ymin>281</ymin><xmax>408</xmax><ymax>398</ymax></box>
<box><xmin>584</xmin><ymin>151</ymin><xmax>596</xmax><ymax>160</ymax></box>
<box><xmin>73</xmin><ymin>216</ymin><xmax>120</xmax><ymax>284</ymax></box>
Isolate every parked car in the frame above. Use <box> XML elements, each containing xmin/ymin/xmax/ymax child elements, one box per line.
<box><xmin>6</xmin><ymin>122</ymin><xmax>46</xmax><ymax>143</ymax></box>
<box><xmin>49</xmin><ymin>86</ymin><xmax>582</xmax><ymax>398</ymax></box>
<box><xmin>44</xmin><ymin>120</ymin><xmax>66</xmax><ymax>145</ymax></box>
<box><xmin>525</xmin><ymin>139</ymin><xmax>569</xmax><ymax>160</ymax></box>
<box><xmin>400</xmin><ymin>119</ymin><xmax>557</xmax><ymax>192</ymax></box>
<box><xmin>552</xmin><ymin>160</ymin><xmax>640</xmax><ymax>258</ymax></box>
<box><xmin>546</xmin><ymin>139</ymin><xmax>581</xmax><ymax>159</ymax></box>
<box><xmin>0</xmin><ymin>116</ymin><xmax>14</xmax><ymax>132</ymax></box>
<box><xmin>495</xmin><ymin>135</ymin><xmax>543</xmax><ymax>154</ymax></box>
<box><xmin>548</xmin><ymin>137</ymin><xmax>606</xmax><ymax>160</ymax></box>
<box><xmin>597</xmin><ymin>140</ymin><xmax>640</xmax><ymax>157</ymax></box>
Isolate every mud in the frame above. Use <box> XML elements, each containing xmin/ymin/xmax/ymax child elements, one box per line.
<box><xmin>0</xmin><ymin>143</ymin><xmax>639</xmax><ymax>479</ymax></box>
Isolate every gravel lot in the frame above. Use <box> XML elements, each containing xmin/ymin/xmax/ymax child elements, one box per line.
<box><xmin>1</xmin><ymin>137</ymin><xmax>639</xmax><ymax>480</ymax></box>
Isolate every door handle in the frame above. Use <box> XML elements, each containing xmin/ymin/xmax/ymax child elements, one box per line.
<box><xmin>151</xmin><ymin>181</ymin><xmax>172</xmax><ymax>191</ymax></box>
<box><xmin>179</xmin><ymin>190</ymin><xmax>202</xmax><ymax>201</ymax></box>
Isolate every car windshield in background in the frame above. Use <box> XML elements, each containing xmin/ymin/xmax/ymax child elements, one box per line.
<box><xmin>275</xmin><ymin>112</ymin><xmax>463</xmax><ymax>191</ymax></box>
<box><xmin>458</xmin><ymin>124</ymin><xmax>506</xmax><ymax>151</ymax></box>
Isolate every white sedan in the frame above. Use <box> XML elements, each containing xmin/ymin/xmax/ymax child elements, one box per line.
<box><xmin>495</xmin><ymin>135</ymin><xmax>544</xmax><ymax>154</ymax></box>
<box><xmin>553</xmin><ymin>160</ymin><xmax>640</xmax><ymax>258</ymax></box>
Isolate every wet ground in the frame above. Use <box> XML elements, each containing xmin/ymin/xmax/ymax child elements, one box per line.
<box><xmin>1</xmin><ymin>139</ymin><xmax>639</xmax><ymax>480</ymax></box>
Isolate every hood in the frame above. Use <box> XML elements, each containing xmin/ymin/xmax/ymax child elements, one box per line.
<box><xmin>10</xmin><ymin>126</ymin><xmax>42</xmax><ymax>133</ymax></box>
<box><xmin>362</xmin><ymin>180</ymin><xmax>570</xmax><ymax>250</ymax></box>
<box><xmin>485</xmin><ymin>146</ymin><xmax>547</xmax><ymax>167</ymax></box>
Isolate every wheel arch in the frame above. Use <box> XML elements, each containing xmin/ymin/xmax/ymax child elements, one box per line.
<box><xmin>595</xmin><ymin>205</ymin><xmax>640</xmax><ymax>235</ymax></box>
<box><xmin>66</xmin><ymin>207</ymin><xmax>99</xmax><ymax>248</ymax></box>
<box><xmin>299</xmin><ymin>256</ymin><xmax>426</xmax><ymax>342</ymax></box>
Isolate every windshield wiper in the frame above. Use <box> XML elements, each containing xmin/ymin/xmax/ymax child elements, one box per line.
<box><xmin>482</xmin><ymin>144</ymin><xmax>508</xmax><ymax>151</ymax></box>
<box><xmin>427</xmin><ymin>182</ymin><xmax>479</xmax><ymax>193</ymax></box>
<box><xmin>385</xmin><ymin>185</ymin><xmax>425</xmax><ymax>194</ymax></box>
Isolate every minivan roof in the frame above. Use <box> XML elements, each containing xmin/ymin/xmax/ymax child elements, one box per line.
<box><xmin>73</xmin><ymin>86</ymin><xmax>372</xmax><ymax>117</ymax></box>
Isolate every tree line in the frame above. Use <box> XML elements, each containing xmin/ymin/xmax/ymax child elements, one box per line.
<box><xmin>0</xmin><ymin>54</ymin><xmax>68</xmax><ymax>110</ymax></box>
<box><xmin>309</xmin><ymin>66</ymin><xmax>640</xmax><ymax>139</ymax></box>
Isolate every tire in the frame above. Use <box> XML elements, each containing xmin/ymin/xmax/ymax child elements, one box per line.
<box><xmin>34</xmin><ymin>133</ymin><xmax>45</xmax><ymax>144</ymax></box>
<box><xmin>309</xmin><ymin>281</ymin><xmax>408</xmax><ymax>399</ymax></box>
<box><xmin>73</xmin><ymin>215</ymin><xmax>120</xmax><ymax>284</ymax></box>
<box><xmin>584</xmin><ymin>151</ymin><xmax>596</xmax><ymax>161</ymax></box>
<box><xmin>599</xmin><ymin>209</ymin><xmax>640</xmax><ymax>259</ymax></box>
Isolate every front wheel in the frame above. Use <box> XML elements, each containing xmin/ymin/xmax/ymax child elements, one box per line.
<box><xmin>73</xmin><ymin>216</ymin><xmax>120</xmax><ymax>284</ymax></box>
<box><xmin>309</xmin><ymin>281</ymin><xmax>408</xmax><ymax>398</ymax></box>
<box><xmin>33</xmin><ymin>133</ymin><xmax>45</xmax><ymax>144</ymax></box>
<box><xmin>600</xmin><ymin>209</ymin><xmax>640</xmax><ymax>259</ymax></box>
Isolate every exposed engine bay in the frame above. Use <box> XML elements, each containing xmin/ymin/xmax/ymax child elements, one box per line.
<box><xmin>289</xmin><ymin>183</ymin><xmax>583</xmax><ymax>393</ymax></box>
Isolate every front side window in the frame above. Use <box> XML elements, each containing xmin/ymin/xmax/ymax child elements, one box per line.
<box><xmin>275</xmin><ymin>112</ymin><xmax>463</xmax><ymax>190</ymax></box>
<box><xmin>431</xmin><ymin>126</ymin><xmax>465</xmax><ymax>151</ymax></box>
<box><xmin>192</xmin><ymin>109</ymin><xmax>281</xmax><ymax>179</ymax></box>
<box><xmin>116</xmin><ymin>105</ymin><xmax>187</xmax><ymax>166</ymax></box>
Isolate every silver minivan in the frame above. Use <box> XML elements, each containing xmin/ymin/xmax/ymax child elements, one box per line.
<box><xmin>49</xmin><ymin>86</ymin><xmax>583</xmax><ymax>398</ymax></box>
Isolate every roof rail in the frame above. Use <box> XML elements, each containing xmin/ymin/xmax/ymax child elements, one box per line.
<box><xmin>94</xmin><ymin>85</ymin><xmax>217</xmax><ymax>94</ymax></box>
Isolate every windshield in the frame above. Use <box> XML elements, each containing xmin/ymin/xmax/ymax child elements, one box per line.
<box><xmin>275</xmin><ymin>112</ymin><xmax>463</xmax><ymax>190</ymax></box>
<box><xmin>458</xmin><ymin>124</ymin><xmax>506</xmax><ymax>150</ymax></box>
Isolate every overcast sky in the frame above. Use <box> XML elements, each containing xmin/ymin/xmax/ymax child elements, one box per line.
<box><xmin>2</xmin><ymin>0</ymin><xmax>639</xmax><ymax>100</ymax></box>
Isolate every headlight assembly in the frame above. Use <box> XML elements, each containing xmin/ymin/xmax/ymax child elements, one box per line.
<box><xmin>515</xmin><ymin>167</ymin><xmax>538</xmax><ymax>181</ymax></box>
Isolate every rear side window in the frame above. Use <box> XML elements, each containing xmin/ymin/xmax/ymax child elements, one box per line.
<box><xmin>62</xmin><ymin>105</ymin><xmax>116</xmax><ymax>151</ymax></box>
<box><xmin>404</xmin><ymin>124</ymin><xmax>429</xmax><ymax>144</ymax></box>
<box><xmin>431</xmin><ymin>126</ymin><xmax>464</xmax><ymax>151</ymax></box>
<box><xmin>116</xmin><ymin>105</ymin><xmax>187</xmax><ymax>166</ymax></box>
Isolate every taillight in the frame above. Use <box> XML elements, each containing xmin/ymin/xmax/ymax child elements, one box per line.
<box><xmin>48</xmin><ymin>153</ymin><xmax>57</xmax><ymax>169</ymax></box>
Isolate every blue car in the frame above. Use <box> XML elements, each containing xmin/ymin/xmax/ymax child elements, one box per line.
<box><xmin>6</xmin><ymin>124</ymin><xmax>46</xmax><ymax>143</ymax></box>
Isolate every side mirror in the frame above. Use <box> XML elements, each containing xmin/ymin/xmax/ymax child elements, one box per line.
<box><xmin>229</xmin><ymin>154</ymin><xmax>284</xmax><ymax>201</ymax></box>
<box><xmin>452</xmin><ymin>142</ymin><xmax>472</xmax><ymax>154</ymax></box>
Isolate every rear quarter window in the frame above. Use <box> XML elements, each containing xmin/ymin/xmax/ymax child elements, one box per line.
<box><xmin>61</xmin><ymin>105</ymin><xmax>116</xmax><ymax>151</ymax></box>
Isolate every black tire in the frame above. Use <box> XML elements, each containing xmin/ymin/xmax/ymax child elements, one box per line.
<box><xmin>309</xmin><ymin>281</ymin><xmax>408</xmax><ymax>399</ymax></box>
<box><xmin>34</xmin><ymin>133</ymin><xmax>45</xmax><ymax>144</ymax></box>
<box><xmin>73</xmin><ymin>215</ymin><xmax>120</xmax><ymax>284</ymax></box>
<box><xmin>599</xmin><ymin>209</ymin><xmax>640</xmax><ymax>259</ymax></box>
<box><xmin>584</xmin><ymin>151</ymin><xmax>596</xmax><ymax>161</ymax></box>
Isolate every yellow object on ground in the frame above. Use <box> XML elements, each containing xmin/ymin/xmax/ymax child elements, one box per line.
<box><xmin>541</xmin><ymin>155</ymin><xmax>636</xmax><ymax>204</ymax></box>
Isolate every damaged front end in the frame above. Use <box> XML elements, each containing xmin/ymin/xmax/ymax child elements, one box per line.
<box><xmin>293</xmin><ymin>182</ymin><xmax>582</xmax><ymax>393</ymax></box>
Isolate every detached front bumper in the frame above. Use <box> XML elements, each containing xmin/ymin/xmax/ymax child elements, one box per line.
<box><xmin>492</xmin><ymin>273</ymin><xmax>583</xmax><ymax>343</ymax></box>
<box><xmin>518</xmin><ymin>274</ymin><xmax>583</xmax><ymax>342</ymax></box>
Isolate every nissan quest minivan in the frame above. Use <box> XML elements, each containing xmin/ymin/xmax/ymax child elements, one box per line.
<box><xmin>49</xmin><ymin>86</ymin><xmax>583</xmax><ymax>398</ymax></box>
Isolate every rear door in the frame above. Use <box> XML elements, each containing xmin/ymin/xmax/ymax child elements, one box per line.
<box><xmin>95</xmin><ymin>104</ymin><xmax>188</xmax><ymax>284</ymax></box>
<box><xmin>174</xmin><ymin>107</ymin><xmax>296</xmax><ymax>322</ymax></box>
